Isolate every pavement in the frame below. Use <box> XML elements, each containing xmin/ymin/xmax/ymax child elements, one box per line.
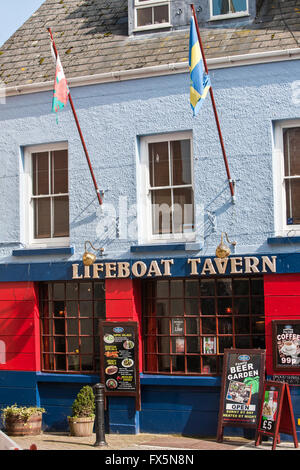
<box><xmin>9</xmin><ymin>431</ymin><xmax>300</xmax><ymax>452</ymax></box>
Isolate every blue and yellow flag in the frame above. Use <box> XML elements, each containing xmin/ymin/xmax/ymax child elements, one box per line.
<box><xmin>189</xmin><ymin>16</ymin><xmax>210</xmax><ymax>116</ymax></box>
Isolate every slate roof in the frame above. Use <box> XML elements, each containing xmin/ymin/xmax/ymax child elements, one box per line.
<box><xmin>0</xmin><ymin>0</ymin><xmax>300</xmax><ymax>89</ymax></box>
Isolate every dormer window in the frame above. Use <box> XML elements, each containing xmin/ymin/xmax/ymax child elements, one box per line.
<box><xmin>210</xmin><ymin>0</ymin><xmax>248</xmax><ymax>20</ymax></box>
<box><xmin>134</xmin><ymin>0</ymin><xmax>171</xmax><ymax>31</ymax></box>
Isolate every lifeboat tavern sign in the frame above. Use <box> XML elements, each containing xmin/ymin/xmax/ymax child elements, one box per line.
<box><xmin>72</xmin><ymin>255</ymin><xmax>277</xmax><ymax>280</ymax></box>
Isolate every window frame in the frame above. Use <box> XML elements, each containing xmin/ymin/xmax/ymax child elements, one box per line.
<box><xmin>142</xmin><ymin>276</ymin><xmax>265</xmax><ymax>376</ymax></box>
<box><xmin>273</xmin><ymin>120</ymin><xmax>300</xmax><ymax>235</ymax></box>
<box><xmin>209</xmin><ymin>0</ymin><xmax>249</xmax><ymax>21</ymax></box>
<box><xmin>133</xmin><ymin>0</ymin><xmax>171</xmax><ymax>32</ymax></box>
<box><xmin>138</xmin><ymin>131</ymin><xmax>195</xmax><ymax>244</ymax></box>
<box><xmin>23</xmin><ymin>142</ymin><xmax>70</xmax><ymax>247</ymax></box>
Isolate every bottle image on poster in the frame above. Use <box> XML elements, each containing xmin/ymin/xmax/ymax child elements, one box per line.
<box><xmin>261</xmin><ymin>390</ymin><xmax>278</xmax><ymax>433</ymax></box>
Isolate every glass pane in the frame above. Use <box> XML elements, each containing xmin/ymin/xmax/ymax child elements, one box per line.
<box><xmin>67</xmin><ymin>337</ymin><xmax>79</xmax><ymax>353</ymax></box>
<box><xmin>185</xmin><ymin>299</ymin><xmax>198</xmax><ymax>316</ymax></box>
<box><xmin>81</xmin><ymin>356</ymin><xmax>93</xmax><ymax>371</ymax></box>
<box><xmin>157</xmin><ymin>318</ymin><xmax>169</xmax><ymax>334</ymax></box>
<box><xmin>173</xmin><ymin>187</ymin><xmax>194</xmax><ymax>233</ymax></box>
<box><xmin>53</xmin><ymin>300</ymin><xmax>65</xmax><ymax>316</ymax></box>
<box><xmin>158</xmin><ymin>355</ymin><xmax>170</xmax><ymax>372</ymax></box>
<box><xmin>252</xmin><ymin>297</ymin><xmax>264</xmax><ymax>315</ymax></box>
<box><xmin>170</xmin><ymin>280</ymin><xmax>183</xmax><ymax>298</ymax></box>
<box><xmin>149</xmin><ymin>141</ymin><xmax>169</xmax><ymax>187</ymax></box>
<box><xmin>213</xmin><ymin>0</ymin><xmax>229</xmax><ymax>15</ymax></box>
<box><xmin>170</xmin><ymin>299</ymin><xmax>184</xmax><ymax>316</ymax></box>
<box><xmin>94</xmin><ymin>282</ymin><xmax>105</xmax><ymax>299</ymax></box>
<box><xmin>202</xmin><ymin>356</ymin><xmax>217</xmax><ymax>374</ymax></box>
<box><xmin>231</xmin><ymin>0</ymin><xmax>247</xmax><ymax>12</ymax></box>
<box><xmin>80</xmin><ymin>319</ymin><xmax>93</xmax><ymax>335</ymax></box>
<box><xmin>79</xmin><ymin>301</ymin><xmax>93</xmax><ymax>317</ymax></box>
<box><xmin>285</xmin><ymin>179</ymin><xmax>300</xmax><ymax>225</ymax></box>
<box><xmin>171</xmin><ymin>337</ymin><xmax>185</xmax><ymax>354</ymax></box>
<box><xmin>186</xmin><ymin>317</ymin><xmax>199</xmax><ymax>334</ymax></box>
<box><xmin>53</xmin><ymin>196</ymin><xmax>69</xmax><ymax>237</ymax></box>
<box><xmin>137</xmin><ymin>7</ymin><xmax>152</xmax><ymax>27</ymax></box>
<box><xmin>54</xmin><ymin>336</ymin><xmax>65</xmax><ymax>353</ymax></box>
<box><xmin>217</xmin><ymin>279</ymin><xmax>232</xmax><ymax>296</ymax></box>
<box><xmin>153</xmin><ymin>4</ymin><xmax>169</xmax><ymax>24</ymax></box>
<box><xmin>283</xmin><ymin>128</ymin><xmax>300</xmax><ymax>176</ymax></box>
<box><xmin>32</xmin><ymin>152</ymin><xmax>49</xmax><ymax>195</ymax></box>
<box><xmin>171</xmin><ymin>318</ymin><xmax>184</xmax><ymax>335</ymax></box>
<box><xmin>233</xmin><ymin>278</ymin><xmax>249</xmax><ymax>295</ymax></box>
<box><xmin>54</xmin><ymin>319</ymin><xmax>65</xmax><ymax>335</ymax></box>
<box><xmin>186</xmin><ymin>337</ymin><xmax>200</xmax><ymax>353</ymax></box>
<box><xmin>252</xmin><ymin>335</ymin><xmax>265</xmax><ymax>349</ymax></box>
<box><xmin>80</xmin><ymin>283</ymin><xmax>93</xmax><ymax>299</ymax></box>
<box><xmin>95</xmin><ymin>301</ymin><xmax>105</xmax><ymax>318</ymax></box>
<box><xmin>67</xmin><ymin>319</ymin><xmax>78</xmax><ymax>335</ymax></box>
<box><xmin>80</xmin><ymin>337</ymin><xmax>93</xmax><ymax>354</ymax></box>
<box><xmin>187</xmin><ymin>356</ymin><xmax>200</xmax><ymax>373</ymax></box>
<box><xmin>251</xmin><ymin>317</ymin><xmax>265</xmax><ymax>334</ymax></box>
<box><xmin>235</xmin><ymin>336</ymin><xmax>251</xmax><ymax>348</ymax></box>
<box><xmin>200</xmin><ymin>279</ymin><xmax>215</xmax><ymax>296</ymax></box>
<box><xmin>235</xmin><ymin>317</ymin><xmax>250</xmax><ymax>334</ymax></box>
<box><xmin>53</xmin><ymin>283</ymin><xmax>64</xmax><ymax>300</ymax></box>
<box><xmin>55</xmin><ymin>355</ymin><xmax>66</xmax><ymax>370</ymax></box>
<box><xmin>156</xmin><ymin>299</ymin><xmax>169</xmax><ymax>316</ymax></box>
<box><xmin>151</xmin><ymin>189</ymin><xmax>172</xmax><ymax>235</ymax></box>
<box><xmin>34</xmin><ymin>197</ymin><xmax>51</xmax><ymax>238</ymax></box>
<box><xmin>68</xmin><ymin>355</ymin><xmax>80</xmax><ymax>371</ymax></box>
<box><xmin>172</xmin><ymin>356</ymin><xmax>185</xmax><ymax>372</ymax></box>
<box><xmin>234</xmin><ymin>298</ymin><xmax>249</xmax><ymax>315</ymax></box>
<box><xmin>157</xmin><ymin>280</ymin><xmax>169</xmax><ymax>297</ymax></box>
<box><xmin>219</xmin><ymin>336</ymin><xmax>233</xmax><ymax>353</ymax></box>
<box><xmin>202</xmin><ymin>317</ymin><xmax>216</xmax><ymax>334</ymax></box>
<box><xmin>218</xmin><ymin>318</ymin><xmax>232</xmax><ymax>334</ymax></box>
<box><xmin>217</xmin><ymin>298</ymin><xmax>232</xmax><ymax>315</ymax></box>
<box><xmin>251</xmin><ymin>278</ymin><xmax>264</xmax><ymax>295</ymax></box>
<box><xmin>66</xmin><ymin>301</ymin><xmax>77</xmax><ymax>317</ymax></box>
<box><xmin>146</xmin><ymin>354</ymin><xmax>157</xmax><ymax>372</ymax></box>
<box><xmin>52</xmin><ymin>150</ymin><xmax>68</xmax><ymax>194</ymax></box>
<box><xmin>66</xmin><ymin>283</ymin><xmax>78</xmax><ymax>300</ymax></box>
<box><xmin>171</xmin><ymin>140</ymin><xmax>191</xmax><ymax>185</ymax></box>
<box><xmin>201</xmin><ymin>298</ymin><xmax>215</xmax><ymax>315</ymax></box>
<box><xmin>185</xmin><ymin>280</ymin><xmax>198</xmax><ymax>297</ymax></box>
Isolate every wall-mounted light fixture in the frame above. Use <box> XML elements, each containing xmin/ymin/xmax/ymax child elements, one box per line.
<box><xmin>215</xmin><ymin>232</ymin><xmax>236</xmax><ymax>259</ymax></box>
<box><xmin>82</xmin><ymin>241</ymin><xmax>104</xmax><ymax>266</ymax></box>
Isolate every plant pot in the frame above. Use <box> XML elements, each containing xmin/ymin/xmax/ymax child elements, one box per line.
<box><xmin>68</xmin><ymin>416</ymin><xmax>95</xmax><ymax>437</ymax></box>
<box><xmin>5</xmin><ymin>414</ymin><xmax>42</xmax><ymax>436</ymax></box>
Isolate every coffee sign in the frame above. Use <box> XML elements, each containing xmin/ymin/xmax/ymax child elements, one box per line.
<box><xmin>272</xmin><ymin>320</ymin><xmax>300</xmax><ymax>371</ymax></box>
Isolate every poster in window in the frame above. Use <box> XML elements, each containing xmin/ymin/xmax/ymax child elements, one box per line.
<box><xmin>203</xmin><ymin>337</ymin><xmax>216</xmax><ymax>354</ymax></box>
<box><xmin>272</xmin><ymin>320</ymin><xmax>300</xmax><ymax>371</ymax></box>
<box><xmin>171</xmin><ymin>318</ymin><xmax>184</xmax><ymax>335</ymax></box>
<box><xmin>175</xmin><ymin>338</ymin><xmax>184</xmax><ymax>353</ymax></box>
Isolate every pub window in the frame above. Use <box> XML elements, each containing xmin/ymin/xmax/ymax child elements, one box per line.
<box><xmin>40</xmin><ymin>281</ymin><xmax>105</xmax><ymax>373</ymax></box>
<box><xmin>210</xmin><ymin>0</ymin><xmax>248</xmax><ymax>19</ymax></box>
<box><xmin>24</xmin><ymin>143</ymin><xmax>69</xmax><ymax>246</ymax></box>
<box><xmin>138</xmin><ymin>132</ymin><xmax>195</xmax><ymax>242</ymax></box>
<box><xmin>134</xmin><ymin>0</ymin><xmax>170</xmax><ymax>31</ymax></box>
<box><xmin>274</xmin><ymin>122</ymin><xmax>300</xmax><ymax>234</ymax></box>
<box><xmin>143</xmin><ymin>277</ymin><xmax>265</xmax><ymax>375</ymax></box>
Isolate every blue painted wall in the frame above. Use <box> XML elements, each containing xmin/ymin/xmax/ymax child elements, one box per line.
<box><xmin>0</xmin><ymin>59</ymin><xmax>300</xmax><ymax>266</ymax></box>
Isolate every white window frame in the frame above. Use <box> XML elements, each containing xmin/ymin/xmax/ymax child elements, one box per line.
<box><xmin>273</xmin><ymin>120</ymin><xmax>300</xmax><ymax>236</ymax></box>
<box><xmin>22</xmin><ymin>142</ymin><xmax>70</xmax><ymax>248</ymax></box>
<box><xmin>134</xmin><ymin>0</ymin><xmax>171</xmax><ymax>32</ymax></box>
<box><xmin>209</xmin><ymin>0</ymin><xmax>249</xmax><ymax>21</ymax></box>
<box><xmin>137</xmin><ymin>131</ymin><xmax>195</xmax><ymax>244</ymax></box>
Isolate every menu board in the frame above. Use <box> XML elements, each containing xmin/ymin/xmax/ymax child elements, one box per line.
<box><xmin>99</xmin><ymin>321</ymin><xmax>140</xmax><ymax>410</ymax></box>
<box><xmin>272</xmin><ymin>320</ymin><xmax>300</xmax><ymax>371</ymax></box>
<box><xmin>217</xmin><ymin>349</ymin><xmax>266</xmax><ymax>442</ymax></box>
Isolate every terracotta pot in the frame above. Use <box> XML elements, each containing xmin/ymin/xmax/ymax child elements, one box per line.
<box><xmin>68</xmin><ymin>416</ymin><xmax>95</xmax><ymax>437</ymax></box>
<box><xmin>5</xmin><ymin>414</ymin><xmax>42</xmax><ymax>436</ymax></box>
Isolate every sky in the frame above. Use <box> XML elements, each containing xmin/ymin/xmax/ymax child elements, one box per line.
<box><xmin>0</xmin><ymin>0</ymin><xmax>45</xmax><ymax>46</ymax></box>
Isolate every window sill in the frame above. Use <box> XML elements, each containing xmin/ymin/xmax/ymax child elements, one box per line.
<box><xmin>12</xmin><ymin>246</ymin><xmax>74</xmax><ymax>256</ymax></box>
<box><xmin>140</xmin><ymin>374</ymin><xmax>221</xmax><ymax>387</ymax></box>
<box><xmin>130</xmin><ymin>242</ymin><xmax>202</xmax><ymax>253</ymax></box>
<box><xmin>36</xmin><ymin>372</ymin><xmax>98</xmax><ymax>383</ymax></box>
<box><xmin>208</xmin><ymin>12</ymin><xmax>249</xmax><ymax>21</ymax></box>
<box><xmin>267</xmin><ymin>236</ymin><xmax>300</xmax><ymax>245</ymax></box>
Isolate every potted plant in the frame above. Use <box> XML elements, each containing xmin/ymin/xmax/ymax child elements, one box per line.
<box><xmin>1</xmin><ymin>404</ymin><xmax>45</xmax><ymax>436</ymax></box>
<box><xmin>68</xmin><ymin>385</ymin><xmax>95</xmax><ymax>437</ymax></box>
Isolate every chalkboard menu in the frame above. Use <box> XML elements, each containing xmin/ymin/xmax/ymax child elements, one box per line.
<box><xmin>217</xmin><ymin>349</ymin><xmax>266</xmax><ymax>442</ymax></box>
<box><xmin>272</xmin><ymin>320</ymin><xmax>300</xmax><ymax>372</ymax></box>
<box><xmin>99</xmin><ymin>321</ymin><xmax>141</xmax><ymax>410</ymax></box>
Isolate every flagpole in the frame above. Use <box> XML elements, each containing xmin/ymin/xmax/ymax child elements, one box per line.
<box><xmin>190</xmin><ymin>5</ymin><xmax>235</xmax><ymax>202</ymax></box>
<box><xmin>48</xmin><ymin>28</ymin><xmax>103</xmax><ymax>206</ymax></box>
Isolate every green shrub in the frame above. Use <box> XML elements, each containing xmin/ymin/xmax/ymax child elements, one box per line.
<box><xmin>71</xmin><ymin>385</ymin><xmax>95</xmax><ymax>418</ymax></box>
<box><xmin>1</xmin><ymin>404</ymin><xmax>45</xmax><ymax>423</ymax></box>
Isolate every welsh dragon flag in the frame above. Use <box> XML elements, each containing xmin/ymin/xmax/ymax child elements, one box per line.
<box><xmin>51</xmin><ymin>44</ymin><xmax>69</xmax><ymax>114</ymax></box>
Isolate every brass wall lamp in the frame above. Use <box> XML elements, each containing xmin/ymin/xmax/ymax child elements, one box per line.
<box><xmin>82</xmin><ymin>241</ymin><xmax>104</xmax><ymax>266</ymax></box>
<box><xmin>215</xmin><ymin>232</ymin><xmax>237</xmax><ymax>259</ymax></box>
